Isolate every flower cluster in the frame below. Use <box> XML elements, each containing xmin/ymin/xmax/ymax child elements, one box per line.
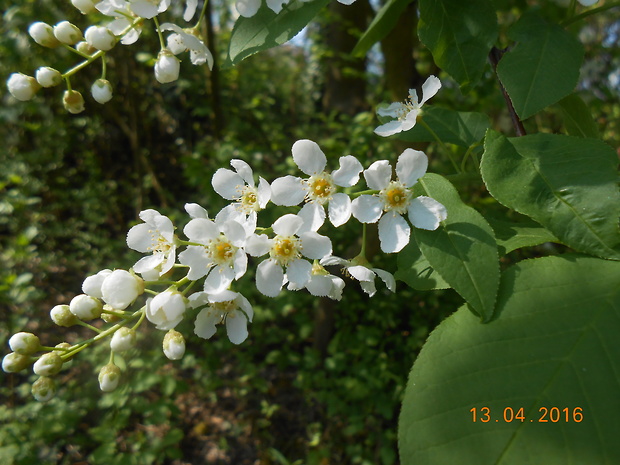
<box><xmin>6</xmin><ymin>0</ymin><xmax>213</xmax><ymax>113</ymax></box>
<box><xmin>2</xmin><ymin>137</ymin><xmax>446</xmax><ymax>400</ymax></box>
<box><xmin>236</xmin><ymin>0</ymin><xmax>357</xmax><ymax>18</ymax></box>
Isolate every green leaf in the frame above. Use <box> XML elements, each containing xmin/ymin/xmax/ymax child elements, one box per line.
<box><xmin>497</xmin><ymin>13</ymin><xmax>584</xmax><ymax>120</ymax></box>
<box><xmin>417</xmin><ymin>0</ymin><xmax>498</xmax><ymax>90</ymax></box>
<box><xmin>412</xmin><ymin>174</ymin><xmax>499</xmax><ymax>321</ymax></box>
<box><xmin>399</xmin><ymin>255</ymin><xmax>620</xmax><ymax>465</ymax></box>
<box><xmin>481</xmin><ymin>130</ymin><xmax>620</xmax><ymax>260</ymax></box>
<box><xmin>352</xmin><ymin>0</ymin><xmax>414</xmax><ymax>58</ymax></box>
<box><xmin>485</xmin><ymin>214</ymin><xmax>559</xmax><ymax>255</ymax></box>
<box><xmin>395</xmin><ymin>106</ymin><xmax>490</xmax><ymax>147</ymax></box>
<box><xmin>558</xmin><ymin>93</ymin><xmax>600</xmax><ymax>138</ymax></box>
<box><xmin>395</xmin><ymin>241</ymin><xmax>451</xmax><ymax>290</ymax></box>
<box><xmin>225</xmin><ymin>0</ymin><xmax>329</xmax><ymax>67</ymax></box>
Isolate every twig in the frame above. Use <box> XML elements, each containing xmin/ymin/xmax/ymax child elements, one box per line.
<box><xmin>489</xmin><ymin>47</ymin><xmax>526</xmax><ymax>137</ymax></box>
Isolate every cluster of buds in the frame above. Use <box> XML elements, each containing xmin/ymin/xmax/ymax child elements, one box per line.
<box><xmin>3</xmin><ymin>134</ymin><xmax>447</xmax><ymax>400</ymax></box>
<box><xmin>6</xmin><ymin>0</ymin><xmax>213</xmax><ymax>113</ymax></box>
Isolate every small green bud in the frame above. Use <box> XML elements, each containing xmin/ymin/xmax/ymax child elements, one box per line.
<box><xmin>110</xmin><ymin>327</ymin><xmax>136</xmax><ymax>352</ymax></box>
<box><xmin>32</xmin><ymin>376</ymin><xmax>56</xmax><ymax>402</ymax></box>
<box><xmin>50</xmin><ymin>304</ymin><xmax>79</xmax><ymax>327</ymax></box>
<box><xmin>98</xmin><ymin>363</ymin><xmax>121</xmax><ymax>392</ymax></box>
<box><xmin>163</xmin><ymin>329</ymin><xmax>185</xmax><ymax>360</ymax></box>
<box><xmin>62</xmin><ymin>90</ymin><xmax>86</xmax><ymax>115</ymax></box>
<box><xmin>9</xmin><ymin>332</ymin><xmax>41</xmax><ymax>355</ymax></box>
<box><xmin>33</xmin><ymin>352</ymin><xmax>63</xmax><ymax>376</ymax></box>
<box><xmin>2</xmin><ymin>352</ymin><xmax>31</xmax><ymax>373</ymax></box>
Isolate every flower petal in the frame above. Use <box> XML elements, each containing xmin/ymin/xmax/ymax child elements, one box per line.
<box><xmin>185</xmin><ymin>202</ymin><xmax>209</xmax><ymax>219</ymax></box>
<box><xmin>297</xmin><ymin>202</ymin><xmax>325</xmax><ymax>234</ymax></box>
<box><xmin>347</xmin><ymin>265</ymin><xmax>375</xmax><ymax>282</ymax></box>
<box><xmin>351</xmin><ymin>195</ymin><xmax>382</xmax><ymax>223</ymax></box>
<box><xmin>299</xmin><ymin>231</ymin><xmax>332</xmax><ymax>259</ymax></box>
<box><xmin>133</xmin><ymin>253</ymin><xmax>165</xmax><ymax>274</ymax></box>
<box><xmin>305</xmin><ymin>275</ymin><xmax>333</xmax><ymax>297</ymax></box>
<box><xmin>184</xmin><ymin>0</ymin><xmax>198</xmax><ymax>21</ymax></box>
<box><xmin>328</xmin><ymin>193</ymin><xmax>352</xmax><ymax>227</ymax></box>
<box><xmin>408</xmin><ymin>196</ymin><xmax>447</xmax><ymax>230</ymax></box>
<box><xmin>226</xmin><ymin>310</ymin><xmax>248</xmax><ymax>344</ymax></box>
<box><xmin>270</xmin><ymin>175</ymin><xmax>305</xmax><ymax>206</ymax></box>
<box><xmin>212</xmin><ymin>168</ymin><xmax>244</xmax><ymax>200</ymax></box>
<box><xmin>256</xmin><ymin>260</ymin><xmax>285</xmax><ymax>297</ymax></box>
<box><xmin>377</xmin><ymin>102</ymin><xmax>404</xmax><ymax>117</ymax></box>
<box><xmin>204</xmin><ymin>265</ymin><xmax>235</xmax><ymax>294</ymax></box>
<box><xmin>292</xmin><ymin>139</ymin><xmax>327</xmax><ymax>176</ymax></box>
<box><xmin>374</xmin><ymin>120</ymin><xmax>405</xmax><ymax>137</ymax></box>
<box><xmin>364</xmin><ymin>160</ymin><xmax>392</xmax><ymax>190</ymax></box>
<box><xmin>373</xmin><ymin>268</ymin><xmax>396</xmax><ymax>292</ymax></box>
<box><xmin>183</xmin><ymin>218</ymin><xmax>219</xmax><ymax>243</ymax></box>
<box><xmin>378</xmin><ymin>212</ymin><xmax>410</xmax><ymax>253</ymax></box>
<box><xmin>286</xmin><ymin>258</ymin><xmax>312</xmax><ymax>286</ymax></box>
<box><xmin>230</xmin><ymin>159</ymin><xmax>254</xmax><ymax>185</ymax></box>
<box><xmin>420</xmin><ymin>75</ymin><xmax>441</xmax><ymax>106</ymax></box>
<box><xmin>235</xmin><ymin>293</ymin><xmax>253</xmax><ymax>321</ymax></box>
<box><xmin>178</xmin><ymin>246</ymin><xmax>211</xmax><ymax>280</ymax></box>
<box><xmin>332</xmin><ymin>155</ymin><xmax>363</xmax><ymax>187</ymax></box>
<box><xmin>194</xmin><ymin>308</ymin><xmax>218</xmax><ymax>339</ymax></box>
<box><xmin>396</xmin><ymin>149</ymin><xmax>428</xmax><ymax>187</ymax></box>
<box><xmin>245</xmin><ymin>234</ymin><xmax>271</xmax><ymax>257</ymax></box>
<box><xmin>127</xmin><ymin>223</ymin><xmax>154</xmax><ymax>252</ymax></box>
<box><xmin>257</xmin><ymin>177</ymin><xmax>271</xmax><ymax>208</ymax></box>
<box><xmin>273</xmin><ymin>213</ymin><xmax>303</xmax><ymax>236</ymax></box>
<box><xmin>236</xmin><ymin>0</ymin><xmax>260</xmax><ymax>17</ymax></box>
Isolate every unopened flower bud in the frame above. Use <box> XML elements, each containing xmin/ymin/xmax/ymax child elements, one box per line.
<box><xmin>33</xmin><ymin>352</ymin><xmax>63</xmax><ymax>377</ymax></box>
<box><xmin>36</xmin><ymin>67</ymin><xmax>63</xmax><ymax>87</ymax></box>
<box><xmin>32</xmin><ymin>376</ymin><xmax>56</xmax><ymax>402</ymax></box>
<box><xmin>101</xmin><ymin>269</ymin><xmax>144</xmax><ymax>309</ymax></box>
<box><xmin>101</xmin><ymin>305</ymin><xmax>121</xmax><ymax>323</ymax></box>
<box><xmin>7</xmin><ymin>73</ymin><xmax>41</xmax><ymax>101</ymax></box>
<box><xmin>9</xmin><ymin>332</ymin><xmax>41</xmax><ymax>355</ymax></box>
<box><xmin>84</xmin><ymin>25</ymin><xmax>116</xmax><ymax>51</ymax></box>
<box><xmin>50</xmin><ymin>304</ymin><xmax>79</xmax><ymax>327</ymax></box>
<box><xmin>71</xmin><ymin>0</ymin><xmax>97</xmax><ymax>14</ymax></box>
<box><xmin>163</xmin><ymin>329</ymin><xmax>185</xmax><ymax>360</ymax></box>
<box><xmin>110</xmin><ymin>327</ymin><xmax>136</xmax><ymax>352</ymax></box>
<box><xmin>28</xmin><ymin>22</ymin><xmax>60</xmax><ymax>48</ymax></box>
<box><xmin>91</xmin><ymin>78</ymin><xmax>113</xmax><ymax>104</ymax></box>
<box><xmin>82</xmin><ymin>269</ymin><xmax>112</xmax><ymax>298</ymax></box>
<box><xmin>76</xmin><ymin>40</ymin><xmax>97</xmax><ymax>55</ymax></box>
<box><xmin>69</xmin><ymin>294</ymin><xmax>102</xmax><ymax>320</ymax></box>
<box><xmin>2</xmin><ymin>352</ymin><xmax>31</xmax><ymax>373</ymax></box>
<box><xmin>154</xmin><ymin>49</ymin><xmax>180</xmax><ymax>84</ymax></box>
<box><xmin>98</xmin><ymin>363</ymin><xmax>121</xmax><ymax>392</ymax></box>
<box><xmin>53</xmin><ymin>21</ymin><xmax>83</xmax><ymax>45</ymax></box>
<box><xmin>63</xmin><ymin>90</ymin><xmax>86</xmax><ymax>114</ymax></box>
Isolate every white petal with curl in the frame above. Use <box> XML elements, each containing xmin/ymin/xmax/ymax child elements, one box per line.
<box><xmin>292</xmin><ymin>139</ymin><xmax>326</xmax><ymax>176</ymax></box>
<box><xmin>420</xmin><ymin>75</ymin><xmax>441</xmax><ymax>106</ymax></box>
<box><xmin>212</xmin><ymin>168</ymin><xmax>243</xmax><ymax>200</ymax></box>
<box><xmin>396</xmin><ymin>149</ymin><xmax>428</xmax><ymax>187</ymax></box>
<box><xmin>364</xmin><ymin>160</ymin><xmax>392</xmax><ymax>190</ymax></box>
<box><xmin>374</xmin><ymin>120</ymin><xmax>405</xmax><ymax>137</ymax></box>
<box><xmin>230</xmin><ymin>159</ymin><xmax>254</xmax><ymax>185</ymax></box>
<box><xmin>332</xmin><ymin>155</ymin><xmax>363</xmax><ymax>187</ymax></box>
<box><xmin>408</xmin><ymin>196</ymin><xmax>447</xmax><ymax>230</ymax></box>
<box><xmin>373</xmin><ymin>268</ymin><xmax>396</xmax><ymax>292</ymax></box>
<box><xmin>378</xmin><ymin>212</ymin><xmax>410</xmax><ymax>253</ymax></box>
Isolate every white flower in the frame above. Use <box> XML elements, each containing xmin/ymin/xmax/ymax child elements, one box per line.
<box><xmin>246</xmin><ymin>213</ymin><xmax>332</xmax><ymax>297</ymax></box>
<box><xmin>101</xmin><ymin>269</ymin><xmax>144</xmax><ymax>309</ymax></box>
<box><xmin>374</xmin><ymin>75</ymin><xmax>441</xmax><ymax>137</ymax></box>
<box><xmin>35</xmin><ymin>67</ymin><xmax>62</xmax><ymax>88</ymax></box>
<box><xmin>270</xmin><ymin>139</ymin><xmax>363</xmax><ymax>227</ymax></box>
<box><xmin>351</xmin><ymin>149</ymin><xmax>447</xmax><ymax>253</ymax></box>
<box><xmin>236</xmin><ymin>0</ymin><xmax>260</xmax><ymax>17</ymax></box>
<box><xmin>145</xmin><ymin>290</ymin><xmax>185</xmax><ymax>330</ymax></box>
<box><xmin>191</xmin><ymin>290</ymin><xmax>254</xmax><ymax>345</ymax></box>
<box><xmin>163</xmin><ymin>329</ymin><xmax>185</xmax><ymax>360</ymax></box>
<box><xmin>91</xmin><ymin>78</ymin><xmax>113</xmax><ymax>104</ymax></box>
<box><xmin>126</xmin><ymin>209</ymin><xmax>177</xmax><ymax>277</ymax></box>
<box><xmin>63</xmin><ymin>90</ymin><xmax>85</xmax><ymax>114</ymax></box>
<box><xmin>110</xmin><ymin>327</ymin><xmax>136</xmax><ymax>352</ymax></box>
<box><xmin>53</xmin><ymin>21</ymin><xmax>83</xmax><ymax>45</ymax></box>
<box><xmin>69</xmin><ymin>294</ymin><xmax>103</xmax><ymax>320</ymax></box>
<box><xmin>84</xmin><ymin>25</ymin><xmax>117</xmax><ymax>51</ymax></box>
<box><xmin>179</xmin><ymin>209</ymin><xmax>251</xmax><ymax>294</ymax></box>
<box><xmin>160</xmin><ymin>23</ymin><xmax>214</xmax><ymax>69</ymax></box>
<box><xmin>288</xmin><ymin>262</ymin><xmax>345</xmax><ymax>300</ymax></box>
<box><xmin>129</xmin><ymin>0</ymin><xmax>171</xmax><ymax>18</ymax></box>
<box><xmin>95</xmin><ymin>1</ymin><xmax>142</xmax><ymax>44</ymax></box>
<box><xmin>212</xmin><ymin>159</ymin><xmax>271</xmax><ymax>216</ymax></box>
<box><xmin>154</xmin><ymin>49</ymin><xmax>180</xmax><ymax>84</ymax></box>
<box><xmin>321</xmin><ymin>255</ymin><xmax>395</xmax><ymax>297</ymax></box>
<box><xmin>7</xmin><ymin>73</ymin><xmax>40</xmax><ymax>101</ymax></box>
<box><xmin>28</xmin><ymin>22</ymin><xmax>60</xmax><ymax>48</ymax></box>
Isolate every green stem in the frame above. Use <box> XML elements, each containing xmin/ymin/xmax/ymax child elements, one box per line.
<box><xmin>153</xmin><ymin>16</ymin><xmax>166</xmax><ymax>50</ymax></box>
<box><xmin>131</xmin><ymin>308</ymin><xmax>146</xmax><ymax>331</ymax></box>
<box><xmin>76</xmin><ymin>320</ymin><xmax>103</xmax><ymax>333</ymax></box>
<box><xmin>562</xmin><ymin>1</ymin><xmax>620</xmax><ymax>26</ymax></box>
<box><xmin>418</xmin><ymin>118</ymin><xmax>461</xmax><ymax>173</ymax></box>
<box><xmin>360</xmin><ymin>223</ymin><xmax>367</xmax><ymax>257</ymax></box>
<box><xmin>195</xmin><ymin>0</ymin><xmax>210</xmax><ymax>28</ymax></box>
<box><xmin>350</xmin><ymin>189</ymin><xmax>378</xmax><ymax>199</ymax></box>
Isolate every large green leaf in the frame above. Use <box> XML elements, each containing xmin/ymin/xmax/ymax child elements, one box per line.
<box><xmin>225</xmin><ymin>0</ymin><xmax>328</xmax><ymax>66</ymax></box>
<box><xmin>399</xmin><ymin>255</ymin><xmax>620</xmax><ymax>465</ymax></box>
<box><xmin>395</xmin><ymin>106</ymin><xmax>490</xmax><ymax>147</ymax></box>
<box><xmin>558</xmin><ymin>93</ymin><xmax>600</xmax><ymax>139</ymax></box>
<box><xmin>497</xmin><ymin>13</ymin><xmax>584</xmax><ymax>120</ymax></box>
<box><xmin>417</xmin><ymin>0</ymin><xmax>498</xmax><ymax>90</ymax></box>
<box><xmin>395</xmin><ymin>241</ymin><xmax>451</xmax><ymax>290</ymax></box>
<box><xmin>481</xmin><ymin>130</ymin><xmax>620</xmax><ymax>260</ymax></box>
<box><xmin>352</xmin><ymin>0</ymin><xmax>414</xmax><ymax>58</ymax></box>
<box><xmin>485</xmin><ymin>214</ymin><xmax>559</xmax><ymax>255</ymax></box>
<box><xmin>411</xmin><ymin>174</ymin><xmax>499</xmax><ymax>321</ymax></box>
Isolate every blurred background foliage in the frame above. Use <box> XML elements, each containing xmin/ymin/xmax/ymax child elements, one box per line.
<box><xmin>0</xmin><ymin>0</ymin><xmax>618</xmax><ymax>464</ymax></box>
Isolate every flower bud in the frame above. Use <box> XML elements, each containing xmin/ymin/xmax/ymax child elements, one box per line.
<box><xmin>33</xmin><ymin>352</ymin><xmax>63</xmax><ymax>377</ymax></box>
<box><xmin>98</xmin><ymin>363</ymin><xmax>121</xmax><ymax>392</ymax></box>
<box><xmin>146</xmin><ymin>290</ymin><xmax>186</xmax><ymax>330</ymax></box>
<box><xmin>28</xmin><ymin>22</ymin><xmax>60</xmax><ymax>48</ymax></box>
<box><xmin>54</xmin><ymin>343</ymin><xmax>74</xmax><ymax>365</ymax></box>
<box><xmin>154</xmin><ymin>49</ymin><xmax>180</xmax><ymax>84</ymax></box>
<box><xmin>9</xmin><ymin>332</ymin><xmax>41</xmax><ymax>355</ymax></box>
<box><xmin>84</xmin><ymin>25</ymin><xmax>116</xmax><ymax>51</ymax></box>
<box><xmin>110</xmin><ymin>327</ymin><xmax>136</xmax><ymax>352</ymax></box>
<box><xmin>50</xmin><ymin>304</ymin><xmax>79</xmax><ymax>327</ymax></box>
<box><xmin>76</xmin><ymin>40</ymin><xmax>97</xmax><ymax>55</ymax></box>
<box><xmin>101</xmin><ymin>305</ymin><xmax>121</xmax><ymax>323</ymax></box>
<box><xmin>7</xmin><ymin>73</ymin><xmax>41</xmax><ymax>101</ymax></box>
<box><xmin>53</xmin><ymin>21</ymin><xmax>83</xmax><ymax>45</ymax></box>
<box><xmin>2</xmin><ymin>352</ymin><xmax>31</xmax><ymax>373</ymax></box>
<box><xmin>163</xmin><ymin>329</ymin><xmax>185</xmax><ymax>360</ymax></box>
<box><xmin>91</xmin><ymin>78</ymin><xmax>113</xmax><ymax>104</ymax></box>
<box><xmin>32</xmin><ymin>376</ymin><xmax>56</xmax><ymax>402</ymax></box>
<box><xmin>101</xmin><ymin>269</ymin><xmax>144</xmax><ymax>309</ymax></box>
<box><xmin>63</xmin><ymin>90</ymin><xmax>86</xmax><ymax>114</ymax></box>
<box><xmin>71</xmin><ymin>0</ymin><xmax>97</xmax><ymax>14</ymax></box>
<box><xmin>35</xmin><ymin>67</ymin><xmax>63</xmax><ymax>87</ymax></box>
<box><xmin>69</xmin><ymin>294</ymin><xmax>102</xmax><ymax>320</ymax></box>
<box><xmin>82</xmin><ymin>269</ymin><xmax>112</xmax><ymax>298</ymax></box>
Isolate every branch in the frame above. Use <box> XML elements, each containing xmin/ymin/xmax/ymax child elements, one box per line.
<box><xmin>489</xmin><ymin>47</ymin><xmax>526</xmax><ymax>137</ymax></box>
